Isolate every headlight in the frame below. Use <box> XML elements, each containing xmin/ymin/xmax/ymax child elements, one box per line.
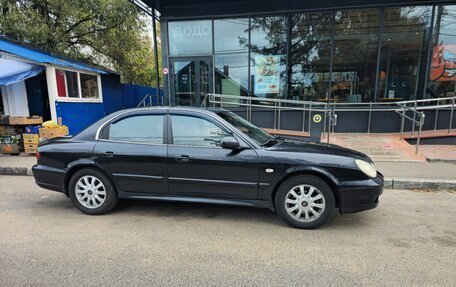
<box><xmin>355</xmin><ymin>159</ymin><xmax>377</xmax><ymax>179</ymax></box>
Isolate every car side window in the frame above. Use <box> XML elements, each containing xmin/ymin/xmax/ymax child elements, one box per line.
<box><xmin>108</xmin><ymin>115</ymin><xmax>163</xmax><ymax>144</ymax></box>
<box><xmin>171</xmin><ymin>115</ymin><xmax>227</xmax><ymax>147</ymax></box>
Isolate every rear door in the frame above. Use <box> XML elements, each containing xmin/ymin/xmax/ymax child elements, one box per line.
<box><xmin>94</xmin><ymin>111</ymin><xmax>168</xmax><ymax>195</ymax></box>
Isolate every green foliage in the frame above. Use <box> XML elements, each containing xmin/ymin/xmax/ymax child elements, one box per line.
<box><xmin>0</xmin><ymin>0</ymin><xmax>161</xmax><ymax>86</ymax></box>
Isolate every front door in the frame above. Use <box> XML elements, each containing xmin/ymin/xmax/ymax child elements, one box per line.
<box><xmin>170</xmin><ymin>57</ymin><xmax>213</xmax><ymax>107</ymax></box>
<box><xmin>167</xmin><ymin>111</ymin><xmax>260</xmax><ymax>200</ymax></box>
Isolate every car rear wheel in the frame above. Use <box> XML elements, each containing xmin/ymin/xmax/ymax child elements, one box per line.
<box><xmin>275</xmin><ymin>175</ymin><xmax>335</xmax><ymax>229</ymax></box>
<box><xmin>68</xmin><ymin>168</ymin><xmax>118</xmax><ymax>215</ymax></box>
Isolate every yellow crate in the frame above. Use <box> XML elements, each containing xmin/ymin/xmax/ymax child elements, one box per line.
<box><xmin>23</xmin><ymin>133</ymin><xmax>40</xmax><ymax>144</ymax></box>
<box><xmin>39</xmin><ymin>126</ymin><xmax>69</xmax><ymax>139</ymax></box>
<box><xmin>9</xmin><ymin>116</ymin><xmax>43</xmax><ymax>125</ymax></box>
<box><xmin>24</xmin><ymin>143</ymin><xmax>38</xmax><ymax>154</ymax></box>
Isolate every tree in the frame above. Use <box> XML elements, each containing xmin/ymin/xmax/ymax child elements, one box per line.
<box><xmin>0</xmin><ymin>0</ymin><xmax>161</xmax><ymax>86</ymax></box>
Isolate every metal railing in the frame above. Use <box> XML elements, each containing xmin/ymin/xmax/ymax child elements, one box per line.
<box><xmin>395</xmin><ymin>104</ymin><xmax>425</xmax><ymax>154</ymax></box>
<box><xmin>205</xmin><ymin>93</ymin><xmax>456</xmax><ymax>152</ymax></box>
<box><xmin>324</xmin><ymin>104</ymin><xmax>338</xmax><ymax>143</ymax></box>
<box><xmin>205</xmin><ymin>93</ymin><xmax>338</xmax><ymax>140</ymax></box>
<box><xmin>137</xmin><ymin>93</ymin><xmax>165</xmax><ymax>108</ymax></box>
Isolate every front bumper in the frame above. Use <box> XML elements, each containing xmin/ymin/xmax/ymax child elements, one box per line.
<box><xmin>338</xmin><ymin>172</ymin><xmax>384</xmax><ymax>214</ymax></box>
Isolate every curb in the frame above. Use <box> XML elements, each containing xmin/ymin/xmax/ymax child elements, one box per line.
<box><xmin>0</xmin><ymin>168</ymin><xmax>454</xmax><ymax>190</ymax></box>
<box><xmin>0</xmin><ymin>167</ymin><xmax>32</xmax><ymax>176</ymax></box>
<box><xmin>384</xmin><ymin>177</ymin><xmax>456</xmax><ymax>190</ymax></box>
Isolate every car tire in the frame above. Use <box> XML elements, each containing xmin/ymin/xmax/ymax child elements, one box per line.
<box><xmin>275</xmin><ymin>174</ymin><xmax>335</xmax><ymax>229</ymax></box>
<box><xmin>68</xmin><ymin>168</ymin><xmax>118</xmax><ymax>215</ymax></box>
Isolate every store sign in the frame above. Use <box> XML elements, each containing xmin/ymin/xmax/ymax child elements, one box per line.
<box><xmin>430</xmin><ymin>45</ymin><xmax>456</xmax><ymax>81</ymax></box>
<box><xmin>254</xmin><ymin>55</ymin><xmax>280</xmax><ymax>94</ymax></box>
<box><xmin>168</xmin><ymin>20</ymin><xmax>212</xmax><ymax>55</ymax></box>
<box><xmin>170</xmin><ymin>22</ymin><xmax>211</xmax><ymax>40</ymax></box>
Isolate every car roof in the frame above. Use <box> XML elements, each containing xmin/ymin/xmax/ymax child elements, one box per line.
<box><xmin>110</xmin><ymin>106</ymin><xmax>227</xmax><ymax>114</ymax></box>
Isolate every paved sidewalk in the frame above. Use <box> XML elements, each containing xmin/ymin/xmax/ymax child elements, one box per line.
<box><xmin>1</xmin><ymin>154</ymin><xmax>454</xmax><ymax>190</ymax></box>
<box><xmin>327</xmin><ymin>133</ymin><xmax>427</xmax><ymax>162</ymax></box>
<box><xmin>420</xmin><ymin>145</ymin><xmax>456</xmax><ymax>162</ymax></box>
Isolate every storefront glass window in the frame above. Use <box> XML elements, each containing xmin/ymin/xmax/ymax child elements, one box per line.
<box><xmin>333</xmin><ymin>9</ymin><xmax>380</xmax><ymax>103</ymax></box>
<box><xmin>379</xmin><ymin>6</ymin><xmax>432</xmax><ymax>102</ymax></box>
<box><xmin>250</xmin><ymin>16</ymin><xmax>287</xmax><ymax>98</ymax></box>
<box><xmin>289</xmin><ymin>12</ymin><xmax>333</xmax><ymax>101</ymax></box>
<box><xmin>168</xmin><ymin>20</ymin><xmax>212</xmax><ymax>56</ymax></box>
<box><xmin>214</xmin><ymin>18</ymin><xmax>249</xmax><ymax>99</ymax></box>
<box><xmin>428</xmin><ymin>5</ymin><xmax>456</xmax><ymax>99</ymax></box>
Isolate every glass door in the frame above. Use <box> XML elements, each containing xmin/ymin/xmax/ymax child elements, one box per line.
<box><xmin>170</xmin><ymin>57</ymin><xmax>213</xmax><ymax>106</ymax></box>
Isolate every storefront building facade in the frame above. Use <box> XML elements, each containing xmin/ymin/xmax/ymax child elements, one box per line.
<box><xmin>155</xmin><ymin>0</ymin><xmax>456</xmax><ymax>132</ymax></box>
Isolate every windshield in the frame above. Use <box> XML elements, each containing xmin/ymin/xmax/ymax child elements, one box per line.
<box><xmin>217</xmin><ymin>111</ymin><xmax>274</xmax><ymax>145</ymax></box>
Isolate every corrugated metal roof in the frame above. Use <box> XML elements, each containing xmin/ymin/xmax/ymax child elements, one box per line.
<box><xmin>0</xmin><ymin>38</ymin><xmax>108</xmax><ymax>74</ymax></box>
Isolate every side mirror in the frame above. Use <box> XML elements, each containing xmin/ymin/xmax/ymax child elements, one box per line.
<box><xmin>220</xmin><ymin>136</ymin><xmax>240</xmax><ymax>149</ymax></box>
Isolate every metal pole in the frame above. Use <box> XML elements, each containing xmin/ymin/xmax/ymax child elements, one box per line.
<box><xmin>302</xmin><ymin>103</ymin><xmax>306</xmax><ymax>132</ymax></box>
<box><xmin>367</xmin><ymin>102</ymin><xmax>372</xmax><ymax>134</ymax></box>
<box><xmin>449</xmin><ymin>97</ymin><xmax>454</xmax><ymax>134</ymax></box>
<box><xmin>308</xmin><ymin>102</ymin><xmax>312</xmax><ymax>133</ymax></box>
<box><xmin>278</xmin><ymin>99</ymin><xmax>281</xmax><ymax>131</ymax></box>
<box><xmin>400</xmin><ymin>107</ymin><xmax>405</xmax><ymax>140</ymax></box>
<box><xmin>151</xmin><ymin>3</ymin><xmax>161</xmax><ymax>105</ymax></box>
<box><xmin>412</xmin><ymin>100</ymin><xmax>417</xmax><ymax>136</ymax></box>
<box><xmin>434</xmin><ymin>108</ymin><xmax>439</xmax><ymax>130</ymax></box>
<box><xmin>273</xmin><ymin>101</ymin><xmax>277</xmax><ymax>130</ymax></box>
<box><xmin>248</xmin><ymin>97</ymin><xmax>252</xmax><ymax>122</ymax></box>
<box><xmin>416</xmin><ymin>114</ymin><xmax>425</xmax><ymax>154</ymax></box>
<box><xmin>323</xmin><ymin>104</ymin><xmax>327</xmax><ymax>140</ymax></box>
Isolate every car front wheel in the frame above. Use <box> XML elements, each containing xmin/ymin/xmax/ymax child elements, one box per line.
<box><xmin>68</xmin><ymin>168</ymin><xmax>118</xmax><ymax>215</ymax></box>
<box><xmin>275</xmin><ymin>175</ymin><xmax>335</xmax><ymax>229</ymax></box>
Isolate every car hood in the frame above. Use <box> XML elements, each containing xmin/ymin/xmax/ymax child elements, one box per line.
<box><xmin>266</xmin><ymin>139</ymin><xmax>372</xmax><ymax>162</ymax></box>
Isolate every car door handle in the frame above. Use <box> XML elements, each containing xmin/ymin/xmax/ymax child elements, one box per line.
<box><xmin>175</xmin><ymin>155</ymin><xmax>191</xmax><ymax>162</ymax></box>
<box><xmin>100</xmin><ymin>151</ymin><xmax>114</xmax><ymax>158</ymax></box>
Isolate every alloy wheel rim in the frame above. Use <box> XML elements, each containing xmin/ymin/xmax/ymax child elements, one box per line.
<box><xmin>75</xmin><ymin>175</ymin><xmax>106</xmax><ymax>209</ymax></box>
<box><xmin>285</xmin><ymin>184</ymin><xmax>326</xmax><ymax>222</ymax></box>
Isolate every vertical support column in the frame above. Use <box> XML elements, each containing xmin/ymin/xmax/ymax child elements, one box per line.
<box><xmin>45</xmin><ymin>66</ymin><xmax>58</xmax><ymax>122</ymax></box>
<box><xmin>152</xmin><ymin>2</ymin><xmax>161</xmax><ymax>106</ymax></box>
<box><xmin>373</xmin><ymin>8</ymin><xmax>384</xmax><ymax>102</ymax></box>
<box><xmin>285</xmin><ymin>13</ymin><xmax>292</xmax><ymax>100</ymax></box>
<box><xmin>422</xmin><ymin>5</ymin><xmax>436</xmax><ymax>100</ymax></box>
<box><xmin>327</xmin><ymin>11</ymin><xmax>335</xmax><ymax>104</ymax></box>
<box><xmin>247</xmin><ymin>16</ymin><xmax>252</xmax><ymax>98</ymax></box>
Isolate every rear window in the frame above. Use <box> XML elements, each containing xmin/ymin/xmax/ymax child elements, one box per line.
<box><xmin>108</xmin><ymin>115</ymin><xmax>164</xmax><ymax>144</ymax></box>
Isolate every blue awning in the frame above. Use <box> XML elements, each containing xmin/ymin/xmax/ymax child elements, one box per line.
<box><xmin>0</xmin><ymin>58</ymin><xmax>45</xmax><ymax>86</ymax></box>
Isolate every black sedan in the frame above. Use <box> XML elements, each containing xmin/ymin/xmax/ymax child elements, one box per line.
<box><xmin>32</xmin><ymin>107</ymin><xmax>383</xmax><ymax>229</ymax></box>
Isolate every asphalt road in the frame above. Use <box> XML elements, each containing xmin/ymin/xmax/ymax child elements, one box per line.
<box><xmin>0</xmin><ymin>176</ymin><xmax>455</xmax><ymax>287</ymax></box>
